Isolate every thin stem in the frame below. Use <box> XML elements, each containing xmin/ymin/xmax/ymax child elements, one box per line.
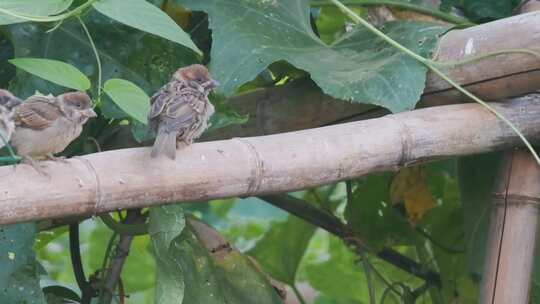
<box><xmin>347</xmin><ymin>181</ymin><xmax>375</xmax><ymax>303</ymax></box>
<box><xmin>358</xmin><ymin>249</ymin><xmax>402</xmax><ymax>297</ymax></box>
<box><xmin>0</xmin><ymin>132</ymin><xmax>19</xmax><ymax>162</ymax></box>
<box><xmin>69</xmin><ymin>223</ymin><xmax>94</xmax><ymax>304</ymax></box>
<box><xmin>346</xmin><ymin>180</ymin><xmax>353</xmax><ymax>205</ymax></box>
<box><xmin>292</xmin><ymin>285</ymin><xmax>307</xmax><ymax>304</ymax></box>
<box><xmin>429</xmin><ymin>66</ymin><xmax>540</xmax><ymax>165</ymax></box>
<box><xmin>380</xmin><ymin>282</ymin><xmax>406</xmax><ymax>303</ymax></box>
<box><xmin>414</xmin><ymin>238</ymin><xmax>443</xmax><ymax>304</ymax></box>
<box><xmin>360</xmin><ymin>253</ymin><xmax>376</xmax><ymax>304</ymax></box>
<box><xmin>100</xmin><ymin>210</ymin><xmax>143</xmax><ymax>304</ymax></box>
<box><xmin>0</xmin><ymin>0</ymin><xmax>98</xmax><ymax>23</ymax></box>
<box><xmin>98</xmin><ymin>232</ymin><xmax>119</xmax><ymax>303</ymax></box>
<box><xmin>100</xmin><ymin>213</ymin><xmax>148</xmax><ymax>236</ymax></box>
<box><xmin>416</xmin><ymin>227</ymin><xmax>465</xmax><ymax>254</ymax></box>
<box><xmin>259</xmin><ymin>194</ymin><xmax>442</xmax><ymax>285</ymax></box>
<box><xmin>311</xmin><ymin>0</ymin><xmax>474</xmax><ymax>26</ymax></box>
<box><xmin>432</xmin><ymin>48</ymin><xmax>540</xmax><ymax>67</ymax></box>
<box><xmin>78</xmin><ymin>16</ymin><xmax>102</xmax><ymax>103</ymax></box>
<box><xmin>101</xmin><ymin>234</ymin><xmax>134</xmax><ymax>304</ymax></box>
<box><xmin>46</xmin><ymin>20</ymin><xmax>64</xmax><ymax>33</ymax></box>
<box><xmin>329</xmin><ymin>0</ymin><xmax>540</xmax><ymax>166</ymax></box>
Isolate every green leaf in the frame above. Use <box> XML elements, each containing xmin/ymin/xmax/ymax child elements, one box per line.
<box><xmin>206</xmin><ymin>94</ymin><xmax>248</xmax><ymax>134</ymax></box>
<box><xmin>6</xmin><ymin>14</ymin><xmax>198</xmax><ymax>144</ymax></box>
<box><xmin>9</xmin><ymin>58</ymin><xmax>91</xmax><ymax>91</ymax></box>
<box><xmin>34</xmin><ymin>226</ymin><xmax>68</xmax><ymax>250</ymax></box>
<box><xmin>178</xmin><ymin>0</ymin><xmax>447</xmax><ymax>112</ymax></box>
<box><xmin>248</xmin><ymin>186</ymin><xmax>344</xmax><ymax>285</ymax></box>
<box><xmin>131</xmin><ymin>120</ymin><xmax>153</xmax><ymax>143</ymax></box>
<box><xmin>305</xmin><ymin>234</ymin><xmax>422</xmax><ymax>302</ymax></box>
<box><xmin>149</xmin><ymin>205</ymin><xmax>186</xmax><ymax>304</ymax></box>
<box><xmin>92</xmin><ymin>0</ymin><xmax>201</xmax><ymax>55</ymax></box>
<box><xmin>248</xmin><ymin>215</ymin><xmax>316</xmax><ymax>285</ymax></box>
<box><xmin>42</xmin><ymin>286</ymin><xmax>80</xmax><ymax>303</ymax></box>
<box><xmin>103</xmin><ymin>78</ymin><xmax>150</xmax><ymax>124</ymax></box>
<box><xmin>439</xmin><ymin>0</ymin><xmax>460</xmax><ymax>12</ymax></box>
<box><xmin>314</xmin><ymin>295</ymin><xmax>359</xmax><ymax>304</ymax></box>
<box><xmin>306</xmin><ymin>235</ymin><xmax>367</xmax><ymax>302</ymax></box>
<box><xmin>418</xmin><ymin>160</ymin><xmax>477</xmax><ymax>303</ymax></box>
<box><xmin>345</xmin><ymin>173</ymin><xmax>415</xmax><ymax>250</ymax></box>
<box><xmin>313</xmin><ymin>6</ymin><xmax>365</xmax><ymax>45</ymax></box>
<box><xmin>7</xmin><ymin>12</ymin><xmax>197</xmax><ymax>98</ymax></box>
<box><xmin>178</xmin><ymin>217</ymin><xmax>283</xmax><ymax>304</ymax></box>
<box><xmin>461</xmin><ymin>0</ymin><xmax>521</xmax><ymax>22</ymax></box>
<box><xmin>0</xmin><ymin>223</ymin><xmax>46</xmax><ymax>303</ymax></box>
<box><xmin>0</xmin><ymin>0</ymin><xmax>72</xmax><ymax>25</ymax></box>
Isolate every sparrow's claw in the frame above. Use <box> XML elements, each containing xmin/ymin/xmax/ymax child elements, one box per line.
<box><xmin>46</xmin><ymin>153</ymin><xmax>69</xmax><ymax>163</ymax></box>
<box><xmin>21</xmin><ymin>156</ymin><xmax>50</xmax><ymax>177</ymax></box>
<box><xmin>176</xmin><ymin>139</ymin><xmax>192</xmax><ymax>150</ymax></box>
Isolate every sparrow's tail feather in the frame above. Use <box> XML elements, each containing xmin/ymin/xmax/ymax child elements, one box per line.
<box><xmin>151</xmin><ymin>129</ymin><xmax>177</xmax><ymax>160</ymax></box>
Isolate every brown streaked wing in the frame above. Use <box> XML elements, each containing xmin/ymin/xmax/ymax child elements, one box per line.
<box><xmin>166</xmin><ymin>97</ymin><xmax>196</xmax><ymax>121</ymax></box>
<box><xmin>163</xmin><ymin>94</ymin><xmax>198</xmax><ymax>133</ymax></box>
<box><xmin>0</xmin><ymin>89</ymin><xmax>22</xmax><ymax>110</ymax></box>
<box><xmin>15</xmin><ymin>95</ymin><xmax>61</xmax><ymax>130</ymax></box>
<box><xmin>148</xmin><ymin>87</ymin><xmax>170</xmax><ymax>120</ymax></box>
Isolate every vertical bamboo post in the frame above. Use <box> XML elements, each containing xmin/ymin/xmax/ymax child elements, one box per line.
<box><xmin>479</xmin><ymin>149</ymin><xmax>540</xmax><ymax>303</ymax></box>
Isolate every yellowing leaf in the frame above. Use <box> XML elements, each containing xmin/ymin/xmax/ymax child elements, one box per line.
<box><xmin>162</xmin><ymin>1</ymin><xmax>192</xmax><ymax>29</ymax></box>
<box><xmin>389</xmin><ymin>9</ymin><xmax>444</xmax><ymax>23</ymax></box>
<box><xmin>390</xmin><ymin>166</ymin><xmax>437</xmax><ymax>226</ymax></box>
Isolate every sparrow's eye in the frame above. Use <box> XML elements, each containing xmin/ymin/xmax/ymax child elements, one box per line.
<box><xmin>196</xmin><ymin>77</ymin><xmax>204</xmax><ymax>83</ymax></box>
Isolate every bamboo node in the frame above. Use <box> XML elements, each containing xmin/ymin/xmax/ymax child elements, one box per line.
<box><xmin>74</xmin><ymin>156</ymin><xmax>103</xmax><ymax>213</ymax></box>
<box><xmin>234</xmin><ymin>138</ymin><xmax>264</xmax><ymax>195</ymax></box>
<box><xmin>384</xmin><ymin>116</ymin><xmax>412</xmax><ymax>167</ymax></box>
<box><xmin>491</xmin><ymin>194</ymin><xmax>540</xmax><ymax>207</ymax></box>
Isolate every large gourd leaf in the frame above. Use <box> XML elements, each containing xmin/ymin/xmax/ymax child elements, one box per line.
<box><xmin>149</xmin><ymin>205</ymin><xmax>186</xmax><ymax>304</ymax></box>
<box><xmin>150</xmin><ymin>210</ymin><xmax>284</xmax><ymax>304</ymax></box>
<box><xmin>440</xmin><ymin>0</ymin><xmax>520</xmax><ymax>22</ymax></box>
<box><xmin>179</xmin><ymin>218</ymin><xmax>284</xmax><ymax>304</ymax></box>
<box><xmin>345</xmin><ymin>173</ymin><xmax>415</xmax><ymax>250</ymax></box>
<box><xmin>248</xmin><ymin>214</ymin><xmax>316</xmax><ymax>286</ymax></box>
<box><xmin>178</xmin><ymin>0</ymin><xmax>448</xmax><ymax>112</ymax></box>
<box><xmin>305</xmin><ymin>234</ymin><xmax>423</xmax><ymax>302</ymax></box>
<box><xmin>0</xmin><ymin>223</ymin><xmax>45</xmax><ymax>303</ymax></box>
<box><xmin>418</xmin><ymin>160</ymin><xmax>477</xmax><ymax>303</ymax></box>
<box><xmin>249</xmin><ymin>187</ymin><xmax>341</xmax><ymax>286</ymax></box>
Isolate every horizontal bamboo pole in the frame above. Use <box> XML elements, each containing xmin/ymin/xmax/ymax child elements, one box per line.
<box><xmin>207</xmin><ymin>11</ymin><xmax>540</xmax><ymax>140</ymax></box>
<box><xmin>423</xmin><ymin>10</ymin><xmax>540</xmax><ymax>104</ymax></box>
<box><xmin>1</xmin><ymin>97</ymin><xmax>539</xmax><ymax>225</ymax></box>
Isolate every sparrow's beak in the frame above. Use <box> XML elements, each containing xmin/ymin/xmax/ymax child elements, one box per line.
<box><xmin>210</xmin><ymin>79</ymin><xmax>221</xmax><ymax>88</ymax></box>
<box><xmin>82</xmin><ymin>108</ymin><xmax>97</xmax><ymax>118</ymax></box>
<box><xmin>203</xmin><ymin>79</ymin><xmax>219</xmax><ymax>90</ymax></box>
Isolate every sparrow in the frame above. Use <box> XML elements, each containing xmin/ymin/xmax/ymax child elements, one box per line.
<box><xmin>0</xmin><ymin>91</ymin><xmax>96</xmax><ymax>171</ymax></box>
<box><xmin>148</xmin><ymin>64</ymin><xmax>219</xmax><ymax>160</ymax></box>
<box><xmin>0</xmin><ymin>89</ymin><xmax>18</xmax><ymax>149</ymax></box>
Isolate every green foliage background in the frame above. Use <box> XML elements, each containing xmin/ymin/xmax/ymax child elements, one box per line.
<box><xmin>0</xmin><ymin>0</ymin><xmax>534</xmax><ymax>303</ymax></box>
